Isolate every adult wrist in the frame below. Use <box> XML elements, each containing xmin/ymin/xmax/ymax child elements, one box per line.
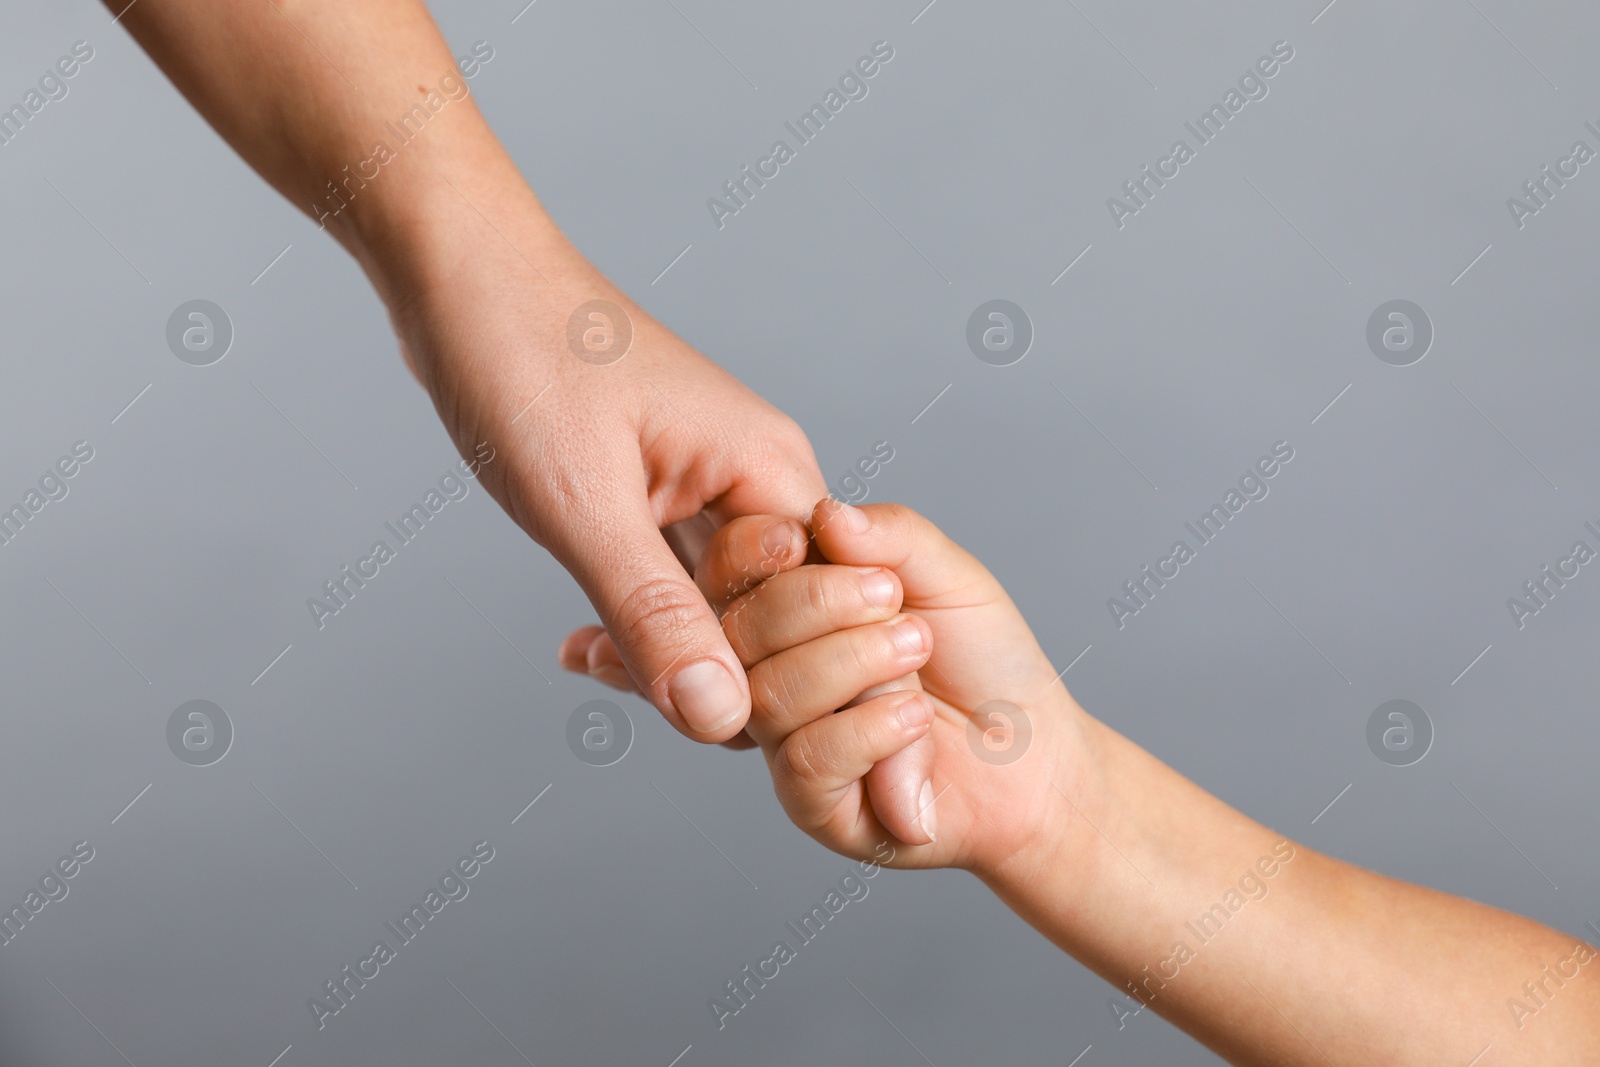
<box><xmin>321</xmin><ymin>118</ymin><xmax>587</xmax><ymax>318</ymax></box>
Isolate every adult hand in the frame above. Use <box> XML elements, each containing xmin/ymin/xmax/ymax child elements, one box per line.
<box><xmin>107</xmin><ymin>0</ymin><xmax>929</xmax><ymax>803</ymax></box>
<box><xmin>387</xmin><ymin>222</ymin><xmax>826</xmax><ymax>740</ymax></box>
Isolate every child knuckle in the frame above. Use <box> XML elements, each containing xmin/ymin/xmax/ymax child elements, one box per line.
<box><xmin>778</xmin><ymin>736</ymin><xmax>824</xmax><ymax>787</ymax></box>
<box><xmin>802</xmin><ymin>571</ymin><xmax>834</xmax><ymax>618</ymax></box>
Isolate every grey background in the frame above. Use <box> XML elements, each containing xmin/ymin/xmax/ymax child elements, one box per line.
<box><xmin>2</xmin><ymin>0</ymin><xmax>1598</xmax><ymax>1063</ymax></box>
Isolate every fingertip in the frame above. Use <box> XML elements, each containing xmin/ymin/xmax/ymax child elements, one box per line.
<box><xmin>558</xmin><ymin>625</ymin><xmax>606</xmax><ymax>673</ymax></box>
<box><xmin>893</xmin><ymin>691</ymin><xmax>933</xmax><ymax>732</ymax></box>
<box><xmin>563</xmin><ymin>630</ymin><xmax>640</xmax><ymax>692</ymax></box>
<box><xmin>917</xmin><ymin>778</ymin><xmax>938</xmax><ymax>844</ymax></box>
<box><xmin>697</xmin><ymin>514</ymin><xmax>810</xmax><ymax>612</ymax></box>
<box><xmin>761</xmin><ymin>517</ymin><xmax>807</xmax><ymax>562</ymax></box>
<box><xmin>857</xmin><ymin>567</ymin><xmax>900</xmax><ymax>611</ymax></box>
<box><xmin>583</xmin><ymin>630</ymin><xmax>619</xmax><ymax>668</ymax></box>
<box><xmin>666</xmin><ymin>657</ymin><xmax>751</xmax><ymax>740</ymax></box>
<box><xmin>811</xmin><ymin>498</ymin><xmax>885</xmax><ymax>560</ymax></box>
<box><xmin>863</xmin><ymin>713</ymin><xmax>937</xmax><ymax>847</ymax></box>
<box><xmin>810</xmin><ymin>497</ymin><xmax>853</xmax><ymax>535</ymax></box>
<box><xmin>884</xmin><ymin>613</ymin><xmax>931</xmax><ymax>665</ymax></box>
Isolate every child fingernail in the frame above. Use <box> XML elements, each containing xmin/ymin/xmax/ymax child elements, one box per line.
<box><xmin>896</xmin><ymin>693</ymin><xmax>932</xmax><ymax>730</ymax></box>
<box><xmin>762</xmin><ymin>520</ymin><xmax>799</xmax><ymax>559</ymax></box>
<box><xmin>840</xmin><ymin>502</ymin><xmax>870</xmax><ymax>533</ymax></box>
<box><xmin>889</xmin><ymin>615</ymin><xmax>924</xmax><ymax>655</ymax></box>
<box><xmin>918</xmin><ymin>780</ymin><xmax>938</xmax><ymax>843</ymax></box>
<box><xmin>860</xmin><ymin>569</ymin><xmax>895</xmax><ymax>608</ymax></box>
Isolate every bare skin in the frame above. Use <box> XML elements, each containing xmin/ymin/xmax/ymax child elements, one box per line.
<box><xmin>106</xmin><ymin>0</ymin><xmax>935</xmax><ymax>841</ymax></box>
<box><xmin>704</xmin><ymin>499</ymin><xmax>1600</xmax><ymax>1065</ymax></box>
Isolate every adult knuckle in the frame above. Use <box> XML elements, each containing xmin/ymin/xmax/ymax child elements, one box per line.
<box><xmin>768</xmin><ymin>412</ymin><xmax>810</xmax><ymax>453</ymax></box>
<box><xmin>611</xmin><ymin>578</ymin><xmax>705</xmax><ymax>651</ymax></box>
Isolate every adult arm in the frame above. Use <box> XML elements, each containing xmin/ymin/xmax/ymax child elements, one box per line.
<box><xmin>106</xmin><ymin>0</ymin><xmax>934</xmax><ymax>841</ymax></box>
<box><xmin>106</xmin><ymin>0</ymin><xmax>816</xmax><ymax>738</ymax></box>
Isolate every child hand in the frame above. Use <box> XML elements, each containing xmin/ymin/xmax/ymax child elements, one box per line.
<box><xmin>701</xmin><ymin>499</ymin><xmax>1094</xmax><ymax>875</ymax></box>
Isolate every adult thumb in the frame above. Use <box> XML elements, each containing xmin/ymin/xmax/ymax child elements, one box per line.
<box><xmin>556</xmin><ymin>498</ymin><xmax>751</xmax><ymax>743</ymax></box>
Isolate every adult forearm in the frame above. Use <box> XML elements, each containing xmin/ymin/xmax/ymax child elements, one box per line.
<box><xmin>108</xmin><ymin>0</ymin><xmax>837</xmax><ymax>766</ymax></box>
<box><xmin>107</xmin><ymin>0</ymin><xmax>582</xmax><ymax>308</ymax></box>
<box><xmin>985</xmin><ymin>714</ymin><xmax>1600</xmax><ymax>1064</ymax></box>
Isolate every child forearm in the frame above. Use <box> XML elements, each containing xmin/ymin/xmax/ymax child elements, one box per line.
<box><xmin>982</xmin><ymin>713</ymin><xmax>1600</xmax><ymax>1065</ymax></box>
